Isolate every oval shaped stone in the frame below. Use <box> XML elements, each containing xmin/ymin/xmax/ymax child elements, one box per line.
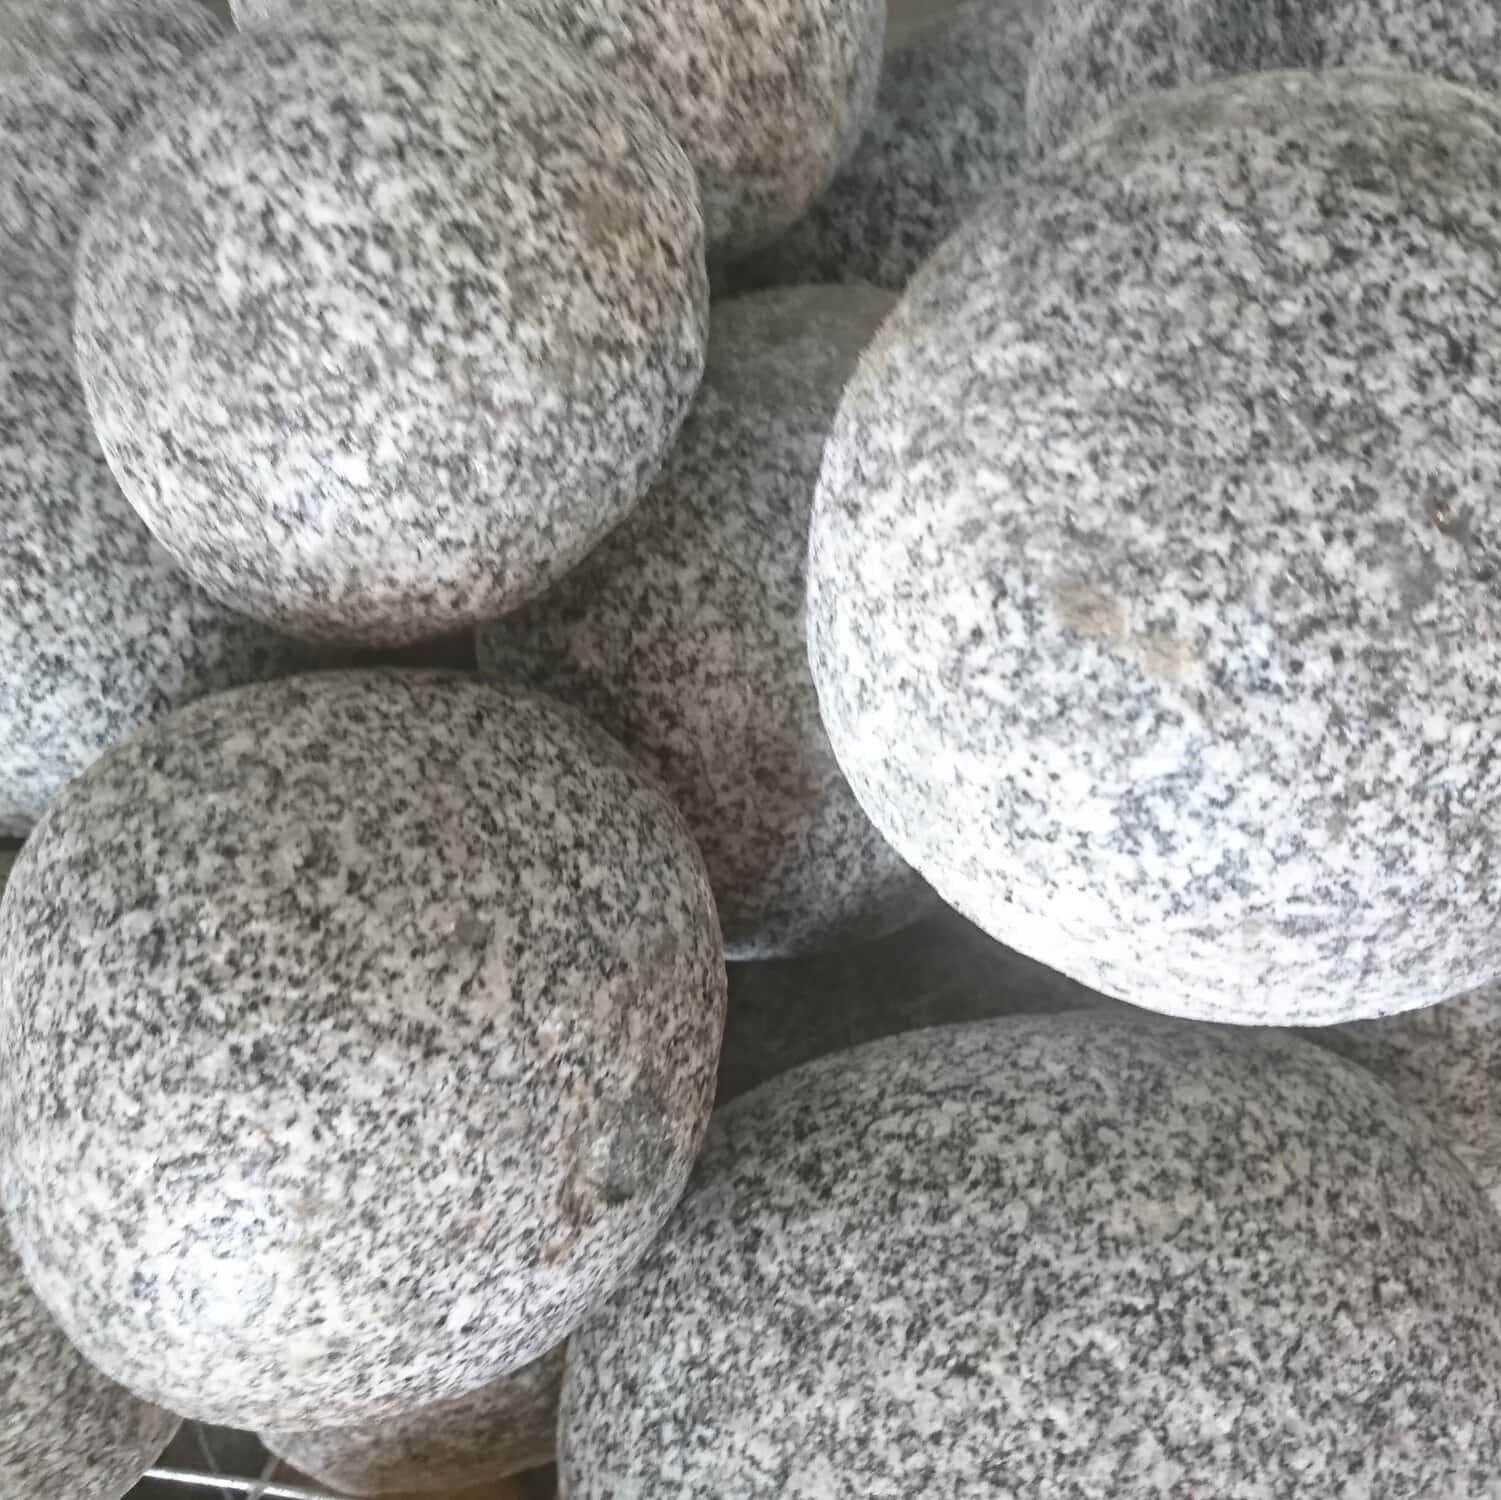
<box><xmin>807</xmin><ymin>71</ymin><xmax>1501</xmax><ymax>1023</ymax></box>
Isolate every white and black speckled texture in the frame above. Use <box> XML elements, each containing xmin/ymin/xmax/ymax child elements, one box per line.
<box><xmin>0</xmin><ymin>0</ymin><xmax>222</xmax><ymax>282</ymax></box>
<box><xmin>0</xmin><ymin>277</ymin><xmax>332</xmax><ymax>838</ymax></box>
<box><xmin>229</xmin><ymin>0</ymin><xmax>884</xmax><ymax>266</ymax></box>
<box><xmin>480</xmin><ymin>287</ymin><xmax>927</xmax><ymax>960</ymax></box>
<box><xmin>563</xmin><ymin>1014</ymin><xmax>1501</xmax><ymax>1498</ymax></box>
<box><xmin>717</xmin><ymin>903</ymin><xmax>1114</xmax><ymax>1102</ymax></box>
<box><xmin>263</xmin><ymin>1343</ymin><xmax>565</xmax><ymax>1494</ymax></box>
<box><xmin>75</xmin><ymin>16</ymin><xmax>707</xmax><ymax>646</ymax></box>
<box><xmin>734</xmin><ymin>0</ymin><xmax>1034</xmax><ymax>292</ymax></box>
<box><xmin>807</xmin><ymin>71</ymin><xmax>1501</xmax><ymax>1026</ymax></box>
<box><xmin>1028</xmin><ymin>0</ymin><xmax>1501</xmax><ymax>154</ymax></box>
<box><xmin>0</xmin><ymin>0</ymin><xmax>307</xmax><ymax>834</ymax></box>
<box><xmin>0</xmin><ymin>671</ymin><xmax>725</xmax><ymax>1428</ymax></box>
<box><xmin>0</xmin><ymin>1212</ymin><xmax>178</xmax><ymax>1500</ymax></box>
<box><xmin>1314</xmin><ymin>983</ymin><xmax>1501</xmax><ymax>1211</ymax></box>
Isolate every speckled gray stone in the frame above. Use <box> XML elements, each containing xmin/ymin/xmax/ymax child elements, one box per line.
<box><xmin>264</xmin><ymin>1344</ymin><xmax>565</xmax><ymax>1494</ymax></box>
<box><xmin>0</xmin><ymin>277</ymin><xmax>333</xmax><ymax>838</ymax></box>
<box><xmin>75</xmin><ymin>16</ymin><xmax>707</xmax><ymax>646</ymax></box>
<box><xmin>562</xmin><ymin>1014</ymin><xmax>1501</xmax><ymax>1497</ymax></box>
<box><xmin>480</xmin><ymin>287</ymin><xmax>927</xmax><ymax>960</ymax></box>
<box><xmin>1028</xmin><ymin>0</ymin><xmax>1501</xmax><ymax>154</ymax></box>
<box><xmin>807</xmin><ymin>70</ymin><xmax>1501</xmax><ymax>1025</ymax></box>
<box><xmin>0</xmin><ymin>670</ymin><xmax>725</xmax><ymax>1428</ymax></box>
<box><xmin>734</xmin><ymin>0</ymin><xmax>1033</xmax><ymax>291</ymax></box>
<box><xmin>1314</xmin><ymin>983</ymin><xmax>1501</xmax><ymax>1211</ymax></box>
<box><xmin>718</xmin><ymin>904</ymin><xmax>1113</xmax><ymax>1102</ymax></box>
<box><xmin>0</xmin><ymin>1213</ymin><xmax>178</xmax><ymax>1500</ymax></box>
<box><xmin>0</xmin><ymin>0</ymin><xmax>304</xmax><ymax>834</ymax></box>
<box><xmin>229</xmin><ymin>0</ymin><xmax>885</xmax><ymax>265</ymax></box>
<box><xmin>0</xmin><ymin>0</ymin><xmax>222</xmax><ymax>280</ymax></box>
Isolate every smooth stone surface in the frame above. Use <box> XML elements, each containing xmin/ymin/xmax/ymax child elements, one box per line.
<box><xmin>807</xmin><ymin>71</ymin><xmax>1501</xmax><ymax>1025</ymax></box>
<box><xmin>229</xmin><ymin>0</ymin><xmax>885</xmax><ymax>265</ymax></box>
<box><xmin>1315</xmin><ymin>983</ymin><xmax>1501</xmax><ymax>1210</ymax></box>
<box><xmin>563</xmin><ymin>1014</ymin><xmax>1501</xmax><ymax>1497</ymax></box>
<box><xmin>1028</xmin><ymin>0</ymin><xmax>1501</xmax><ymax>154</ymax></box>
<box><xmin>0</xmin><ymin>1214</ymin><xmax>179</xmax><ymax>1500</ymax></box>
<box><xmin>718</xmin><ymin>904</ymin><xmax>1112</xmax><ymax>1102</ymax></box>
<box><xmin>735</xmin><ymin>0</ymin><xmax>1033</xmax><ymax>291</ymax></box>
<box><xmin>480</xmin><ymin>287</ymin><xmax>927</xmax><ymax>960</ymax></box>
<box><xmin>76</xmin><ymin>17</ymin><xmax>707</xmax><ymax>645</ymax></box>
<box><xmin>264</xmin><ymin>1344</ymin><xmax>566</xmax><ymax>1495</ymax></box>
<box><xmin>0</xmin><ymin>278</ymin><xmax>330</xmax><ymax>837</ymax></box>
<box><xmin>0</xmin><ymin>671</ymin><xmax>725</xmax><ymax>1428</ymax></box>
<box><xmin>0</xmin><ymin>0</ymin><xmax>222</xmax><ymax>280</ymax></box>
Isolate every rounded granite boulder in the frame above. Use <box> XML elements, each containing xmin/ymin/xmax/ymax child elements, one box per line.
<box><xmin>480</xmin><ymin>286</ymin><xmax>928</xmax><ymax>959</ymax></box>
<box><xmin>263</xmin><ymin>1344</ymin><xmax>566</xmax><ymax>1495</ymax></box>
<box><xmin>75</xmin><ymin>15</ymin><xmax>707</xmax><ymax>645</ymax></box>
<box><xmin>1315</xmin><ymin>982</ymin><xmax>1501</xmax><ymax>1210</ymax></box>
<box><xmin>0</xmin><ymin>1215</ymin><xmax>178</xmax><ymax>1500</ymax></box>
<box><xmin>562</xmin><ymin>1014</ymin><xmax>1501</xmax><ymax>1497</ymax></box>
<box><xmin>807</xmin><ymin>70</ymin><xmax>1501</xmax><ymax>1024</ymax></box>
<box><xmin>0</xmin><ymin>0</ymin><xmax>223</xmax><ymax>279</ymax></box>
<box><xmin>229</xmin><ymin>0</ymin><xmax>885</xmax><ymax>266</ymax></box>
<box><xmin>735</xmin><ymin>0</ymin><xmax>1034</xmax><ymax>291</ymax></box>
<box><xmin>0</xmin><ymin>277</ymin><xmax>328</xmax><ymax>837</ymax></box>
<box><xmin>0</xmin><ymin>670</ymin><xmax>725</xmax><ymax>1428</ymax></box>
<box><xmin>1028</xmin><ymin>0</ymin><xmax>1501</xmax><ymax>154</ymax></box>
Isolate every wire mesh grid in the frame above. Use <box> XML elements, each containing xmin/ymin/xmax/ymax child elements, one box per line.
<box><xmin>131</xmin><ymin>1425</ymin><xmax>337</xmax><ymax>1500</ymax></box>
<box><xmin>127</xmin><ymin>1424</ymin><xmax>559</xmax><ymax>1499</ymax></box>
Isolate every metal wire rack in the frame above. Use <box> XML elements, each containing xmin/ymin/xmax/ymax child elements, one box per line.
<box><xmin>130</xmin><ymin>1426</ymin><xmax>338</xmax><ymax>1500</ymax></box>
<box><xmin>127</xmin><ymin>1424</ymin><xmax>559</xmax><ymax>1499</ymax></box>
<box><xmin>145</xmin><ymin>1472</ymin><xmax>330</xmax><ymax>1500</ymax></box>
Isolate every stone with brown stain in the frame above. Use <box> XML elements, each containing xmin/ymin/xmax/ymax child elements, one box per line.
<box><xmin>807</xmin><ymin>71</ymin><xmax>1501</xmax><ymax>1024</ymax></box>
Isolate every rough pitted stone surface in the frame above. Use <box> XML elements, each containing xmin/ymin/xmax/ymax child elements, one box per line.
<box><xmin>264</xmin><ymin>1344</ymin><xmax>566</xmax><ymax>1494</ymax></box>
<box><xmin>1315</xmin><ymin>983</ymin><xmax>1501</xmax><ymax>1210</ymax></box>
<box><xmin>1028</xmin><ymin>0</ymin><xmax>1501</xmax><ymax>154</ymax></box>
<box><xmin>718</xmin><ymin>904</ymin><xmax>1113</xmax><ymax>1102</ymax></box>
<box><xmin>480</xmin><ymin>287</ymin><xmax>927</xmax><ymax>960</ymax></box>
<box><xmin>807</xmin><ymin>71</ymin><xmax>1501</xmax><ymax>1025</ymax></box>
<box><xmin>0</xmin><ymin>277</ymin><xmax>329</xmax><ymax>838</ymax></box>
<box><xmin>0</xmin><ymin>1213</ymin><xmax>178</xmax><ymax>1500</ymax></box>
<box><xmin>229</xmin><ymin>0</ymin><xmax>884</xmax><ymax>265</ymax></box>
<box><xmin>563</xmin><ymin>1015</ymin><xmax>1501</xmax><ymax>1498</ymax></box>
<box><xmin>736</xmin><ymin>0</ymin><xmax>1033</xmax><ymax>291</ymax></box>
<box><xmin>0</xmin><ymin>671</ymin><xmax>725</xmax><ymax>1428</ymax></box>
<box><xmin>75</xmin><ymin>17</ymin><xmax>707</xmax><ymax>646</ymax></box>
<box><xmin>0</xmin><ymin>0</ymin><xmax>222</xmax><ymax>280</ymax></box>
